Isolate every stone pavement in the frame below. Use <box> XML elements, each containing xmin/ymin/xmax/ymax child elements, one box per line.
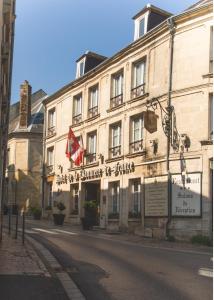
<box><xmin>0</xmin><ymin>231</ymin><xmax>84</xmax><ymax>300</ymax></box>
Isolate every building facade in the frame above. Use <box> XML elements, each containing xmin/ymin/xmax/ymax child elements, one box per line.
<box><xmin>43</xmin><ymin>1</ymin><xmax>213</xmax><ymax>240</ymax></box>
<box><xmin>6</xmin><ymin>81</ymin><xmax>47</xmax><ymax>210</ymax></box>
<box><xmin>0</xmin><ymin>0</ymin><xmax>16</xmax><ymax>226</ymax></box>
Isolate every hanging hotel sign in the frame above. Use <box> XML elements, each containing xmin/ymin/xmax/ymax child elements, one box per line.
<box><xmin>171</xmin><ymin>173</ymin><xmax>201</xmax><ymax>217</ymax></box>
<box><xmin>143</xmin><ymin>110</ymin><xmax>158</xmax><ymax>134</ymax></box>
<box><xmin>56</xmin><ymin>161</ymin><xmax>135</xmax><ymax>185</ymax></box>
<box><xmin>145</xmin><ymin>175</ymin><xmax>168</xmax><ymax>217</ymax></box>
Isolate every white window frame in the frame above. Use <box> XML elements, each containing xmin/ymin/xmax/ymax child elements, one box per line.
<box><xmin>73</xmin><ymin>94</ymin><xmax>82</xmax><ymax>117</ymax></box>
<box><xmin>112</xmin><ymin>124</ymin><xmax>121</xmax><ymax>148</ymax></box>
<box><xmin>130</xmin><ymin>179</ymin><xmax>141</xmax><ymax>214</ymax></box>
<box><xmin>76</xmin><ymin>57</ymin><xmax>86</xmax><ymax>78</ymax></box>
<box><xmin>133</xmin><ymin>60</ymin><xmax>145</xmax><ymax>88</ymax></box>
<box><xmin>111</xmin><ymin>182</ymin><xmax>120</xmax><ymax>213</ymax></box>
<box><xmin>134</xmin><ymin>11</ymin><xmax>149</xmax><ymax>40</ymax></box>
<box><xmin>132</xmin><ymin>116</ymin><xmax>143</xmax><ymax>143</ymax></box>
<box><xmin>47</xmin><ymin>147</ymin><xmax>54</xmax><ymax>167</ymax></box>
<box><xmin>112</xmin><ymin>72</ymin><xmax>123</xmax><ymax>97</ymax></box>
<box><xmin>87</xmin><ymin>132</ymin><xmax>97</xmax><ymax>155</ymax></box>
<box><xmin>48</xmin><ymin>108</ymin><xmax>56</xmax><ymax>129</ymax></box>
<box><xmin>89</xmin><ymin>85</ymin><xmax>98</xmax><ymax>109</ymax></box>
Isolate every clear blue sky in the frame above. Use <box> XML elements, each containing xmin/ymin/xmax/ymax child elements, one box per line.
<box><xmin>11</xmin><ymin>0</ymin><xmax>196</xmax><ymax>103</ymax></box>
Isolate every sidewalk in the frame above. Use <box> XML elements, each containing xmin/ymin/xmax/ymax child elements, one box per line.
<box><xmin>27</xmin><ymin>218</ymin><xmax>213</xmax><ymax>254</ymax></box>
<box><xmin>0</xmin><ymin>231</ymin><xmax>69</xmax><ymax>300</ymax></box>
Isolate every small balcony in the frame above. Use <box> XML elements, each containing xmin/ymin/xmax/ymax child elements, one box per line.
<box><xmin>88</xmin><ymin>106</ymin><xmax>98</xmax><ymax>119</ymax></box>
<box><xmin>86</xmin><ymin>153</ymin><xmax>97</xmax><ymax>164</ymax></box>
<box><xmin>109</xmin><ymin>145</ymin><xmax>121</xmax><ymax>158</ymax></box>
<box><xmin>110</xmin><ymin>94</ymin><xmax>123</xmax><ymax>108</ymax></box>
<box><xmin>73</xmin><ymin>114</ymin><xmax>82</xmax><ymax>125</ymax></box>
<box><xmin>47</xmin><ymin>126</ymin><xmax>56</xmax><ymax>137</ymax></box>
<box><xmin>129</xmin><ymin>139</ymin><xmax>143</xmax><ymax>153</ymax></box>
<box><xmin>46</xmin><ymin>165</ymin><xmax>54</xmax><ymax>175</ymax></box>
<box><xmin>131</xmin><ymin>83</ymin><xmax>145</xmax><ymax>99</ymax></box>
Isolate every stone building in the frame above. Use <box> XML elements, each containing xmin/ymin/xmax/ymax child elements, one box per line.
<box><xmin>6</xmin><ymin>80</ymin><xmax>47</xmax><ymax>210</ymax></box>
<box><xmin>43</xmin><ymin>0</ymin><xmax>213</xmax><ymax>240</ymax></box>
<box><xmin>0</xmin><ymin>0</ymin><xmax>16</xmax><ymax>220</ymax></box>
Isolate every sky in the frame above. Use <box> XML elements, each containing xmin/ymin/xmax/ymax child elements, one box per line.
<box><xmin>11</xmin><ymin>0</ymin><xmax>196</xmax><ymax>103</ymax></box>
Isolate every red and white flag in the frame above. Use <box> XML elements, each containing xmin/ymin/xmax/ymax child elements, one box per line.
<box><xmin>65</xmin><ymin>127</ymin><xmax>83</xmax><ymax>166</ymax></box>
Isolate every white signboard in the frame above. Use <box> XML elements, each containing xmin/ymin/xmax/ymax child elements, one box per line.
<box><xmin>145</xmin><ymin>175</ymin><xmax>168</xmax><ymax>217</ymax></box>
<box><xmin>171</xmin><ymin>173</ymin><xmax>201</xmax><ymax>217</ymax></box>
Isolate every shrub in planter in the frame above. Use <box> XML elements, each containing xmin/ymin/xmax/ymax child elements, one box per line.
<box><xmin>81</xmin><ymin>201</ymin><xmax>98</xmax><ymax>230</ymax></box>
<box><xmin>31</xmin><ymin>207</ymin><xmax>42</xmax><ymax>220</ymax></box>
<box><xmin>108</xmin><ymin>212</ymin><xmax>119</xmax><ymax>219</ymax></box>
<box><xmin>128</xmin><ymin>211</ymin><xmax>141</xmax><ymax>219</ymax></box>
<box><xmin>191</xmin><ymin>235</ymin><xmax>212</xmax><ymax>246</ymax></box>
<box><xmin>53</xmin><ymin>202</ymin><xmax>66</xmax><ymax>226</ymax></box>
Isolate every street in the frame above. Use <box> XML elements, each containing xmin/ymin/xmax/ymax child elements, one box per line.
<box><xmin>25</xmin><ymin>220</ymin><xmax>212</xmax><ymax>300</ymax></box>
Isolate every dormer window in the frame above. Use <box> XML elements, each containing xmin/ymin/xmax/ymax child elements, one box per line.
<box><xmin>133</xmin><ymin>4</ymin><xmax>172</xmax><ymax>41</ymax></box>
<box><xmin>76</xmin><ymin>58</ymin><xmax>85</xmax><ymax>78</ymax></box>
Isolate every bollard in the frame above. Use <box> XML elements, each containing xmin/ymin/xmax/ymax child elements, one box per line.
<box><xmin>22</xmin><ymin>211</ymin><xmax>25</xmax><ymax>245</ymax></box>
<box><xmin>8</xmin><ymin>206</ymin><xmax>11</xmax><ymax>235</ymax></box>
<box><xmin>15</xmin><ymin>209</ymin><xmax>18</xmax><ymax>239</ymax></box>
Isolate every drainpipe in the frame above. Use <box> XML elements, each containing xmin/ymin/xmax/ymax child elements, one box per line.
<box><xmin>41</xmin><ymin>103</ymin><xmax>47</xmax><ymax>216</ymax></box>
<box><xmin>166</xmin><ymin>16</ymin><xmax>175</xmax><ymax>238</ymax></box>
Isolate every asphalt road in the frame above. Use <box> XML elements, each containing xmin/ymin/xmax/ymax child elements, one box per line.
<box><xmin>25</xmin><ymin>221</ymin><xmax>212</xmax><ymax>300</ymax></box>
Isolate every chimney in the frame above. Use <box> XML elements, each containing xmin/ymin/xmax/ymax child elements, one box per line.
<box><xmin>19</xmin><ymin>80</ymin><xmax>32</xmax><ymax>128</ymax></box>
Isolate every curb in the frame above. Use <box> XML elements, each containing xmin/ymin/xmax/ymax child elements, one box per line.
<box><xmin>26</xmin><ymin>235</ymin><xmax>85</xmax><ymax>300</ymax></box>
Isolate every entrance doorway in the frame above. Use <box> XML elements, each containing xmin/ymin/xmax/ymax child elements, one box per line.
<box><xmin>84</xmin><ymin>181</ymin><xmax>100</xmax><ymax>226</ymax></box>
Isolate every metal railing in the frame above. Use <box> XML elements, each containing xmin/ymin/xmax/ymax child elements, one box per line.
<box><xmin>86</xmin><ymin>153</ymin><xmax>96</xmax><ymax>164</ymax></box>
<box><xmin>46</xmin><ymin>165</ymin><xmax>54</xmax><ymax>175</ymax></box>
<box><xmin>131</xmin><ymin>83</ymin><xmax>145</xmax><ymax>99</ymax></box>
<box><xmin>110</xmin><ymin>94</ymin><xmax>123</xmax><ymax>108</ymax></box>
<box><xmin>129</xmin><ymin>139</ymin><xmax>143</xmax><ymax>153</ymax></box>
<box><xmin>109</xmin><ymin>145</ymin><xmax>121</xmax><ymax>158</ymax></box>
<box><xmin>88</xmin><ymin>106</ymin><xmax>98</xmax><ymax>118</ymax></box>
<box><xmin>73</xmin><ymin>114</ymin><xmax>82</xmax><ymax>125</ymax></box>
<box><xmin>47</xmin><ymin>126</ymin><xmax>56</xmax><ymax>137</ymax></box>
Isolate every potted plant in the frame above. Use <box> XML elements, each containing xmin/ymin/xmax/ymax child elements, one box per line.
<box><xmin>31</xmin><ymin>206</ymin><xmax>42</xmax><ymax>220</ymax></box>
<box><xmin>81</xmin><ymin>200</ymin><xmax>98</xmax><ymax>230</ymax></box>
<box><xmin>53</xmin><ymin>202</ymin><xmax>66</xmax><ymax>225</ymax></box>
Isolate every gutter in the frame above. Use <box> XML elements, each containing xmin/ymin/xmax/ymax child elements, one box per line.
<box><xmin>166</xmin><ymin>16</ymin><xmax>176</xmax><ymax>239</ymax></box>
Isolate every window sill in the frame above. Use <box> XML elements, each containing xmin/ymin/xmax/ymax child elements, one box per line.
<box><xmin>128</xmin><ymin>218</ymin><xmax>141</xmax><ymax>222</ymax></box>
<box><xmin>71</xmin><ymin>122</ymin><xmax>83</xmax><ymax>128</ymax></box>
<box><xmin>84</xmin><ymin>161</ymin><xmax>99</xmax><ymax>168</ymax></box>
<box><xmin>127</xmin><ymin>92</ymin><xmax>149</xmax><ymax>104</ymax></box>
<box><xmin>202</xmin><ymin>73</ymin><xmax>213</xmax><ymax>79</ymax></box>
<box><xmin>107</xmin><ymin>102</ymin><xmax>125</xmax><ymax>113</ymax></box>
<box><xmin>200</xmin><ymin>140</ymin><xmax>213</xmax><ymax>146</ymax></box>
<box><xmin>85</xmin><ymin>113</ymin><xmax>100</xmax><ymax>123</ymax></box>
<box><xmin>126</xmin><ymin>150</ymin><xmax>146</xmax><ymax>158</ymax></box>
<box><xmin>105</xmin><ymin>155</ymin><xmax>124</xmax><ymax>163</ymax></box>
<box><xmin>46</xmin><ymin>132</ymin><xmax>56</xmax><ymax>139</ymax></box>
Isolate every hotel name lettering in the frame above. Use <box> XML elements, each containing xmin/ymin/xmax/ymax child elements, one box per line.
<box><xmin>56</xmin><ymin>162</ymin><xmax>135</xmax><ymax>185</ymax></box>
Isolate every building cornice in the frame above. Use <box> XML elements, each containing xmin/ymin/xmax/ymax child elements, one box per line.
<box><xmin>43</xmin><ymin>2</ymin><xmax>213</xmax><ymax>106</ymax></box>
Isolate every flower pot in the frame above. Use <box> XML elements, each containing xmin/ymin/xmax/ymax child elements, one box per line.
<box><xmin>33</xmin><ymin>210</ymin><xmax>42</xmax><ymax>220</ymax></box>
<box><xmin>81</xmin><ymin>217</ymin><xmax>93</xmax><ymax>230</ymax></box>
<box><xmin>53</xmin><ymin>214</ymin><xmax>65</xmax><ymax>225</ymax></box>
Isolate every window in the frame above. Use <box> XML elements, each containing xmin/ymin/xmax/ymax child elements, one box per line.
<box><xmin>209</xmin><ymin>94</ymin><xmax>213</xmax><ymax>140</ymax></box>
<box><xmin>86</xmin><ymin>131</ymin><xmax>97</xmax><ymax>164</ymax></box>
<box><xmin>131</xmin><ymin>60</ymin><xmax>146</xmax><ymax>98</ymax></box>
<box><xmin>109</xmin><ymin>123</ymin><xmax>121</xmax><ymax>158</ymax></box>
<box><xmin>88</xmin><ymin>85</ymin><xmax>99</xmax><ymax>118</ymax></box>
<box><xmin>130</xmin><ymin>115</ymin><xmax>143</xmax><ymax>153</ymax></box>
<box><xmin>76</xmin><ymin>58</ymin><xmax>85</xmax><ymax>78</ymax></box>
<box><xmin>129</xmin><ymin>179</ymin><xmax>141</xmax><ymax>217</ymax></box>
<box><xmin>139</xmin><ymin>18</ymin><xmax>145</xmax><ymax>37</ymax></box>
<box><xmin>109</xmin><ymin>181</ymin><xmax>120</xmax><ymax>214</ymax></box>
<box><xmin>47</xmin><ymin>182</ymin><xmax>53</xmax><ymax>207</ymax></box>
<box><xmin>73</xmin><ymin>94</ymin><xmax>82</xmax><ymax>124</ymax></box>
<box><xmin>71</xmin><ymin>184</ymin><xmax>79</xmax><ymax>214</ymax></box>
<box><xmin>210</xmin><ymin>26</ymin><xmax>213</xmax><ymax>73</ymax></box>
<box><xmin>111</xmin><ymin>71</ymin><xmax>123</xmax><ymax>108</ymax></box>
<box><xmin>47</xmin><ymin>108</ymin><xmax>56</xmax><ymax>136</ymax></box>
<box><xmin>47</xmin><ymin>147</ymin><xmax>54</xmax><ymax>174</ymax></box>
